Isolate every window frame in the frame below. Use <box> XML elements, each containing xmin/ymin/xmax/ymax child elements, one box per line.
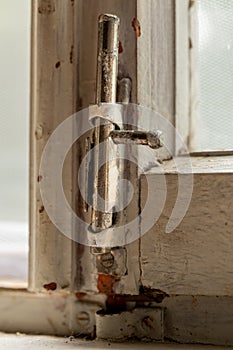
<box><xmin>1</xmin><ymin>0</ymin><xmax>233</xmax><ymax>345</ymax></box>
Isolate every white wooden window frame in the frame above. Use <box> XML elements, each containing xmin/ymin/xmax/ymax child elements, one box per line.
<box><xmin>0</xmin><ymin>0</ymin><xmax>233</xmax><ymax>345</ymax></box>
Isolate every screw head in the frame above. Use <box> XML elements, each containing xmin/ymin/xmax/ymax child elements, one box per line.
<box><xmin>76</xmin><ymin>311</ymin><xmax>90</xmax><ymax>327</ymax></box>
<box><xmin>99</xmin><ymin>252</ymin><xmax>114</xmax><ymax>268</ymax></box>
<box><xmin>141</xmin><ymin>316</ymin><xmax>155</xmax><ymax>331</ymax></box>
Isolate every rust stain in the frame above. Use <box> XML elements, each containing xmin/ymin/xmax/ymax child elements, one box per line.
<box><xmin>97</xmin><ymin>275</ymin><xmax>128</xmax><ymax>313</ymax></box>
<box><xmin>118</xmin><ymin>41</ymin><xmax>123</xmax><ymax>54</ymax></box>
<box><xmin>70</xmin><ymin>0</ymin><xmax>74</xmax><ymax>6</ymax></box>
<box><xmin>106</xmin><ymin>295</ymin><xmax>127</xmax><ymax>314</ymax></box>
<box><xmin>38</xmin><ymin>0</ymin><xmax>55</xmax><ymax>14</ymax></box>
<box><xmin>37</xmin><ymin>175</ymin><xmax>43</xmax><ymax>183</ymax></box>
<box><xmin>43</xmin><ymin>282</ymin><xmax>57</xmax><ymax>291</ymax></box>
<box><xmin>39</xmin><ymin>206</ymin><xmax>45</xmax><ymax>214</ymax></box>
<box><xmin>75</xmin><ymin>292</ymin><xmax>87</xmax><ymax>300</ymax></box>
<box><xmin>55</xmin><ymin>61</ymin><xmax>61</xmax><ymax>69</ymax></box>
<box><xmin>70</xmin><ymin>45</ymin><xmax>74</xmax><ymax>64</ymax></box>
<box><xmin>97</xmin><ymin>274</ymin><xmax>115</xmax><ymax>295</ymax></box>
<box><xmin>132</xmin><ymin>18</ymin><xmax>141</xmax><ymax>38</ymax></box>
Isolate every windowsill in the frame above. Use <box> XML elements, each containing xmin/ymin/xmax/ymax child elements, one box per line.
<box><xmin>146</xmin><ymin>155</ymin><xmax>233</xmax><ymax>174</ymax></box>
<box><xmin>0</xmin><ymin>333</ymin><xmax>230</xmax><ymax>350</ymax></box>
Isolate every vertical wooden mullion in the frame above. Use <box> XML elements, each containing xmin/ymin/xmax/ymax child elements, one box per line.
<box><xmin>29</xmin><ymin>0</ymin><xmax>78</xmax><ymax>291</ymax></box>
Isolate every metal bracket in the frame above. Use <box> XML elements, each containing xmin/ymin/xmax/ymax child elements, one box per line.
<box><xmin>92</xmin><ymin>247</ymin><xmax>127</xmax><ymax>276</ymax></box>
<box><xmin>96</xmin><ymin>307</ymin><xmax>164</xmax><ymax>341</ymax></box>
<box><xmin>89</xmin><ymin>14</ymin><xmax>163</xmax><ymax>276</ymax></box>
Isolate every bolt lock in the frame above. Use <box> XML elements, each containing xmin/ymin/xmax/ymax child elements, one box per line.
<box><xmin>89</xmin><ymin>14</ymin><xmax>163</xmax><ymax>273</ymax></box>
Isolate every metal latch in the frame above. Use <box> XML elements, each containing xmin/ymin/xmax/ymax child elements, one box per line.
<box><xmin>90</xmin><ymin>14</ymin><xmax>162</xmax><ymax>273</ymax></box>
<box><xmin>96</xmin><ymin>307</ymin><xmax>164</xmax><ymax>341</ymax></box>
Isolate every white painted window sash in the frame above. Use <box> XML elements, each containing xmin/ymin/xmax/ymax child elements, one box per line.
<box><xmin>0</xmin><ymin>0</ymin><xmax>178</xmax><ymax>293</ymax></box>
<box><xmin>1</xmin><ymin>0</ymin><xmax>183</xmax><ymax>315</ymax></box>
<box><xmin>2</xmin><ymin>1</ymin><xmax>233</xmax><ymax>346</ymax></box>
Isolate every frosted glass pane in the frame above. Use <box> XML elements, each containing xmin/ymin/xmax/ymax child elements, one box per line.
<box><xmin>0</xmin><ymin>1</ymin><xmax>30</xmax><ymax>284</ymax></box>
<box><xmin>196</xmin><ymin>0</ymin><xmax>233</xmax><ymax>151</ymax></box>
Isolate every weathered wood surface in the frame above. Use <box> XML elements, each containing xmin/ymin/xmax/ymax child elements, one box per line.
<box><xmin>137</xmin><ymin>0</ymin><xmax>176</xmax><ymax>160</ymax></box>
<box><xmin>175</xmin><ymin>0</ymin><xmax>190</xmax><ymax>154</ymax></box>
<box><xmin>0</xmin><ymin>289</ymin><xmax>103</xmax><ymax>336</ymax></box>
<box><xmin>29</xmin><ymin>0</ymin><xmax>77</xmax><ymax>291</ymax></box>
<box><xmin>164</xmin><ymin>295</ymin><xmax>233</xmax><ymax>346</ymax></box>
<box><xmin>141</xmin><ymin>159</ymin><xmax>233</xmax><ymax>296</ymax></box>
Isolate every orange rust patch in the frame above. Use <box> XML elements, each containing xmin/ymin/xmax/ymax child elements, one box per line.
<box><xmin>75</xmin><ymin>292</ymin><xmax>87</xmax><ymax>300</ymax></box>
<box><xmin>97</xmin><ymin>274</ymin><xmax>115</xmax><ymax>295</ymax></box>
<box><xmin>132</xmin><ymin>18</ymin><xmax>141</xmax><ymax>38</ymax></box>
<box><xmin>118</xmin><ymin>41</ymin><xmax>123</xmax><ymax>54</ymax></box>
<box><xmin>43</xmin><ymin>282</ymin><xmax>57</xmax><ymax>291</ymax></box>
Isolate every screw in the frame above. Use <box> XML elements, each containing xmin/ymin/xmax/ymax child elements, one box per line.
<box><xmin>141</xmin><ymin>316</ymin><xmax>155</xmax><ymax>331</ymax></box>
<box><xmin>76</xmin><ymin>311</ymin><xmax>90</xmax><ymax>327</ymax></box>
<box><xmin>98</xmin><ymin>252</ymin><xmax>115</xmax><ymax>268</ymax></box>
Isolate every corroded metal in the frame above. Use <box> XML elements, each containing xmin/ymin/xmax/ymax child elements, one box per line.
<box><xmin>91</xmin><ymin>14</ymin><xmax>120</xmax><ymax>232</ymax></box>
<box><xmin>96</xmin><ymin>307</ymin><xmax>164</xmax><ymax>341</ymax></box>
<box><xmin>110</xmin><ymin>129</ymin><xmax>163</xmax><ymax>149</ymax></box>
<box><xmin>96</xmin><ymin>14</ymin><xmax>120</xmax><ymax>105</ymax></box>
<box><xmin>96</xmin><ymin>248</ymin><xmax>127</xmax><ymax>276</ymax></box>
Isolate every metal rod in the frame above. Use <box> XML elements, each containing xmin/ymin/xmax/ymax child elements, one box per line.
<box><xmin>110</xmin><ymin>130</ymin><xmax>163</xmax><ymax>149</ymax></box>
<box><xmin>96</xmin><ymin>14</ymin><xmax>120</xmax><ymax>104</ymax></box>
<box><xmin>91</xmin><ymin>14</ymin><xmax>120</xmax><ymax>232</ymax></box>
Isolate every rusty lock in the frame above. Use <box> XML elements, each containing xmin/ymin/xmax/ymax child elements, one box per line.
<box><xmin>89</xmin><ymin>14</ymin><xmax>162</xmax><ymax>274</ymax></box>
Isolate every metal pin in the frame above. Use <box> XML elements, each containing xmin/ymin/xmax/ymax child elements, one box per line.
<box><xmin>91</xmin><ymin>14</ymin><xmax>120</xmax><ymax>232</ymax></box>
<box><xmin>110</xmin><ymin>130</ymin><xmax>163</xmax><ymax>149</ymax></box>
<box><xmin>96</xmin><ymin>14</ymin><xmax>120</xmax><ymax>105</ymax></box>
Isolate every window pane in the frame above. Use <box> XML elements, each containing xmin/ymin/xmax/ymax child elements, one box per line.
<box><xmin>0</xmin><ymin>0</ymin><xmax>30</xmax><ymax>286</ymax></box>
<box><xmin>194</xmin><ymin>0</ymin><xmax>233</xmax><ymax>151</ymax></box>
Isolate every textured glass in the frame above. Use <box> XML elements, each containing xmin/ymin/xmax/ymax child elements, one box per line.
<box><xmin>0</xmin><ymin>1</ymin><xmax>30</xmax><ymax>284</ymax></box>
<box><xmin>196</xmin><ymin>0</ymin><xmax>233</xmax><ymax>151</ymax></box>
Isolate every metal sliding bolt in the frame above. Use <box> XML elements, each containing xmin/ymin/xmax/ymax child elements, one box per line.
<box><xmin>91</xmin><ymin>14</ymin><xmax>120</xmax><ymax>232</ymax></box>
<box><xmin>110</xmin><ymin>130</ymin><xmax>163</xmax><ymax>149</ymax></box>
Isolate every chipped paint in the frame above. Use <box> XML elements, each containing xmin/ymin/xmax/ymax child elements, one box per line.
<box><xmin>132</xmin><ymin>18</ymin><xmax>141</xmax><ymax>38</ymax></box>
<box><xmin>38</xmin><ymin>0</ymin><xmax>55</xmax><ymax>14</ymax></box>
<box><xmin>37</xmin><ymin>175</ymin><xmax>43</xmax><ymax>182</ymax></box>
<box><xmin>43</xmin><ymin>282</ymin><xmax>57</xmax><ymax>291</ymax></box>
<box><xmin>39</xmin><ymin>206</ymin><xmax>45</xmax><ymax>214</ymax></box>
<box><xmin>55</xmin><ymin>61</ymin><xmax>61</xmax><ymax>68</ymax></box>
<box><xmin>69</xmin><ymin>45</ymin><xmax>74</xmax><ymax>63</ymax></box>
<box><xmin>118</xmin><ymin>41</ymin><xmax>123</xmax><ymax>54</ymax></box>
<box><xmin>35</xmin><ymin>125</ymin><xmax>43</xmax><ymax>140</ymax></box>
